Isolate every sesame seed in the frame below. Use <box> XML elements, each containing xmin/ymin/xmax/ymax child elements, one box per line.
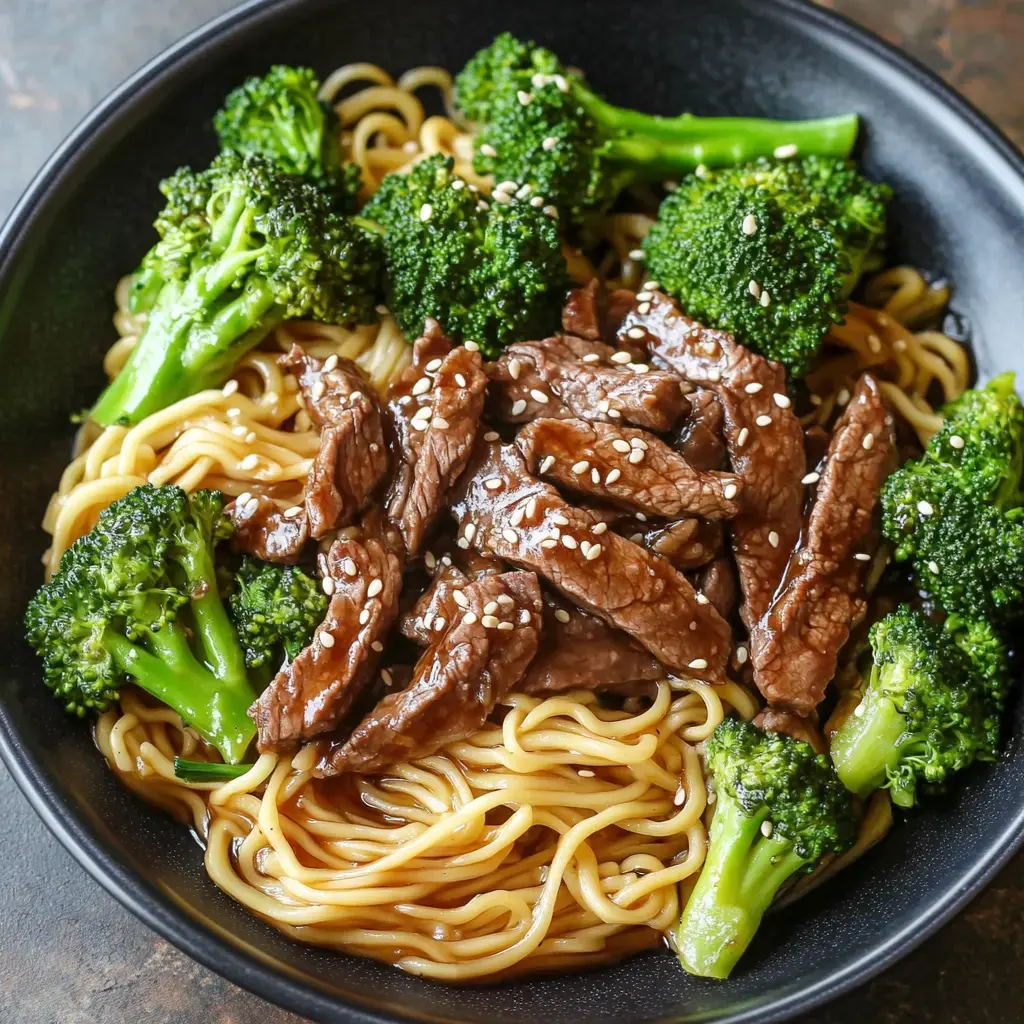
<box><xmin>367</xmin><ymin>578</ymin><xmax>383</xmax><ymax>598</ymax></box>
<box><xmin>591</xmin><ymin>467</ymin><xmax>601</xmax><ymax>485</ymax></box>
<box><xmin>756</xmin><ymin>415</ymin><xmax>772</xmax><ymax>427</ymax></box>
<box><xmin>748</xmin><ymin>279</ymin><xmax>761</xmax><ymax>299</ymax></box>
<box><xmin>463</xmin><ymin>611</ymin><xmax>478</xmax><ymax>625</ymax></box>
<box><xmin>342</xmin><ymin>558</ymin><xmax>357</xmax><ymax>577</ymax></box>
<box><xmin>359</xmin><ymin>608</ymin><xmax>370</xmax><ymax>625</ymax></box>
<box><xmin>737</xmin><ymin>427</ymin><xmax>750</xmax><ymax>447</ymax></box>
<box><xmin>516</xmin><ymin>184</ymin><xmax>533</xmax><ymax>200</ymax></box>
<box><xmin>928</xmin><ymin>560</ymin><xmax>940</xmax><ymax>575</ymax></box>
<box><xmin>579</xmin><ymin>769</ymin><xmax>595</xmax><ymax>778</ymax></box>
<box><xmin>580</xmin><ymin>540</ymin><xmax>591</xmax><ymax>556</ymax></box>
<box><xmin>837</xmin><ymin>388</ymin><xmax>851</xmax><ymax>406</ymax></box>
<box><xmin>736</xmin><ymin>646</ymin><xmax>749</xmax><ymax>665</ymax></box>
<box><xmin>433</xmin><ymin>416</ymin><xmax>450</xmax><ymax>429</ymax></box>
<box><xmin>862</xmin><ymin>433</ymin><xmax>875</xmax><ymax>450</ymax></box>
<box><xmin>320</xmin><ymin>632</ymin><xmax>335</xmax><ymax>648</ymax></box>
<box><xmin>632</xmin><ymin>363</ymin><xmax>651</xmax><ymax>374</ymax></box>
<box><xmin>245</xmin><ymin>431</ymin><xmax>258</xmax><ymax>445</ymax></box>
<box><xmin>674</xmin><ymin>787</ymin><xmax>686</xmax><ymax>806</ymax></box>
<box><xmin>742</xmin><ymin>214</ymin><xmax>759</xmax><ymax>236</ymax></box>
<box><xmin>497</xmin><ymin>620</ymin><xmax>514</xmax><ymax>631</ymax></box>
<box><xmin>868</xmin><ymin>333</ymin><xmax>882</xmax><ymax>354</ymax></box>
<box><xmin>810</xmin><ymin>393</ymin><xmax>823</xmax><ymax>406</ymax></box>
<box><xmin>635</xmin><ymin>291</ymin><xmax>654</xmax><ymax>303</ymax></box>
<box><xmin>629</xmin><ymin>532</ymin><xmax>644</xmax><ymax>543</ymax></box>
<box><xmin>232</xmin><ymin>425</ymin><xmax>247</xmax><ymax>437</ymax></box>
<box><xmin>242</xmin><ymin>497</ymin><xmax>259</xmax><ymax>517</ymax></box>
<box><xmin>517</xmin><ymin>89</ymin><xmax>533</xmax><ymax>105</ymax></box>
<box><xmin>476</xmin><ymin>200</ymin><xmax>490</xmax><ymax>212</ymax></box>
<box><xmin>464</xmin><ymin>523</ymin><xmax>476</xmax><ymax>542</ymax></box>
<box><xmin>451</xmin><ymin>179</ymin><xmax>466</xmax><ymax>191</ymax></box>
<box><xmin>281</xmin><ymin>504</ymin><xmax>303</xmax><ymax>519</ymax></box>
<box><xmin>696</xmin><ymin>163</ymin><xmax>708</xmax><ymax>178</ymax></box>
<box><xmin>495</xmin><ymin>180</ymin><xmax>519</xmax><ymax>193</ymax></box>
<box><xmin>950</xmin><ymin>435</ymin><xmax>965</xmax><ymax>449</ymax></box>
<box><xmin>483</xmin><ymin>599</ymin><xmax>499</xmax><ymax>616</ymax></box>
<box><xmin>612</xmin><ymin>439</ymin><xmax>631</xmax><ymax>453</ymax></box>
<box><xmin>419</xmin><ymin>203</ymin><xmax>433</xmax><ymax>222</ymax></box>
<box><xmin>773</xmin><ymin>392</ymin><xmax>791</xmax><ymax>409</ymax></box>
<box><xmin>760</xmin><ymin>290</ymin><xmax>772</xmax><ymax>308</ymax></box>
<box><xmin>774</xmin><ymin>143</ymin><xmax>798</xmax><ymax>159</ymax></box>
<box><xmin>745</xmin><ymin>382</ymin><xmax>763</xmax><ymax>394</ymax></box>
<box><xmin>586</xmin><ymin>543</ymin><xmax>603</xmax><ymax>561</ymax></box>
<box><xmin>695</xmin><ymin>593</ymin><xmax>710</xmax><ymax>606</ymax></box>
<box><xmin>372</xmin><ymin>640</ymin><xmax>384</xmax><ymax>652</ymax></box>
<box><xmin>539</xmin><ymin>455</ymin><xmax>555</xmax><ymax>474</ymax></box>
<box><xmin>592</xmin><ymin>522</ymin><xmax>608</xmax><ymax>535</ymax></box>
<box><xmin>606</xmin><ymin>469</ymin><xmax>621</xmax><ymax>484</ymax></box>
<box><xmin>425</xmin><ymin>358</ymin><xmax>442</xmax><ymax>372</ymax></box>
<box><xmin>561</xmin><ymin>535</ymin><xmax>577</xmax><ymax>549</ymax></box>
<box><xmin>453</xmin><ymin>590</ymin><xmax>469</xmax><ymax>608</ymax></box>
<box><xmin>520</xmin><ymin>608</ymin><xmax>532</xmax><ymax>624</ymax></box>
<box><xmin>598</xmin><ymin>399</ymin><xmax>610</xmax><ymax>412</ymax></box>
<box><xmin>222</xmin><ymin>379</ymin><xmax>239</xmax><ymax>397</ymax></box>
<box><xmin>608</xmin><ymin>409</ymin><xmax>622</xmax><ymax>419</ymax></box>
<box><xmin>760</xmin><ymin>820</ymin><xmax>774</xmax><ymax>838</ymax></box>
<box><xmin>238</xmin><ymin>454</ymin><xmax>259</xmax><ymax>471</ymax></box>
<box><xmin>456</xmin><ymin>538</ymin><xmax>469</xmax><ymax>549</ymax></box>
<box><xmin>236</xmin><ymin>492</ymin><xmax>252</xmax><ymax>506</ymax></box>
<box><xmin>484</xmin><ymin>477</ymin><xmax>502</xmax><ymax>491</ymax></box>
<box><xmin>917</xmin><ymin>500</ymin><xmax>934</xmax><ymax>516</ymax></box>
<box><xmin>508</xmin><ymin>357</ymin><xmax>522</xmax><ymax>380</ymax></box>
<box><xmin>554</xmin><ymin>608</ymin><xmax>571</xmax><ymax>624</ymax></box>
<box><xmin>433</xmin><ymin>617</ymin><xmax>446</xmax><ymax>631</ymax></box>
<box><xmin>502</xmin><ymin>528</ymin><xmax>519</xmax><ymax>543</ymax></box>
<box><xmin>530</xmin><ymin>389</ymin><xmax>549</xmax><ymax>404</ymax></box>
<box><xmin>412</xmin><ymin>376</ymin><xmax>432</xmax><ymax>396</ymax></box>
<box><xmin>510</xmin><ymin>506</ymin><xmax>525</xmax><ymax>527</ymax></box>
<box><xmin>724</xmin><ymin>483</ymin><xmax>738</xmax><ymax>500</ymax></box>
<box><xmin>492</xmin><ymin>190</ymin><xmax>511</xmax><ymax>205</ymax></box>
<box><xmin>543</xmin><ymin>205</ymin><xmax>559</xmax><ymax>219</ymax></box>
<box><xmin>642</xmin><ymin>280</ymin><xmax>661</xmax><ymax>291</ymax></box>
<box><xmin>455</xmin><ymin>372</ymin><xmax>467</xmax><ymax>387</ymax></box>
<box><xmin>464</xmin><ymin>340</ymin><xmax>480</xmax><ymax>352</ymax></box>
<box><xmin>541</xmin><ymin>538</ymin><xmax>558</xmax><ymax>549</ymax></box>
<box><xmin>628</xmin><ymin>448</ymin><xmax>645</xmax><ymax>465</ymax></box>
<box><xmin>688</xmin><ymin>659</ymin><xmax>708</xmax><ymax>670</ymax></box>
<box><xmin>611</xmin><ymin>351</ymin><xmax>632</xmax><ymax>364</ymax></box>
<box><xmin>635</xmin><ymin>513</ymin><xmax>648</xmax><ymax>522</ymax></box>
<box><xmin>479</xmin><ymin>143</ymin><xmax>496</xmax><ymax>157</ymax></box>
<box><xmin>582</xmin><ymin>352</ymin><xmax>601</xmax><ymax>364</ymax></box>
<box><xmin>707</xmin><ymin>368</ymin><xmax>722</xmax><ymax>383</ymax></box>
<box><xmin>572</xmin><ymin>460</ymin><xmax>590</xmax><ymax>475</ymax></box>
<box><xmin>322</xmin><ymin>576</ymin><xmax>335</xmax><ymax>596</ymax></box>
<box><xmin>511</xmin><ymin>399</ymin><xmax>527</xmax><ymax>416</ymax></box>
<box><xmin>853</xmin><ymin>703</ymin><xmax>865</xmax><ymax>718</ymax></box>
<box><xmin>539</xmin><ymin>133</ymin><xmax>560</xmax><ymax>152</ymax></box>
<box><xmin>637</xmin><ymin>302</ymin><xmax>651</xmax><ymax>314</ymax></box>
<box><xmin>627</xmin><ymin>327</ymin><xmax>646</xmax><ymax>340</ymax></box>
<box><xmin>854</xmin><ymin>553</ymin><xmax>871</xmax><ymax>562</ymax></box>
<box><xmin>768</xmin><ymin>531</ymin><xmax>780</xmax><ymax>548</ymax></box>
<box><xmin>629</xmin><ymin>248</ymin><xmax>646</xmax><ymax>260</ymax></box>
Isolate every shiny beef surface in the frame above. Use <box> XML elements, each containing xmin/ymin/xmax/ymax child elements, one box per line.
<box><xmin>228</xmin><ymin>492</ymin><xmax>309</xmax><ymax>564</ymax></box>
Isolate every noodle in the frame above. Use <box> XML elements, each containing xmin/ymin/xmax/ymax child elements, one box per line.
<box><xmin>41</xmin><ymin>60</ymin><xmax>972</xmax><ymax>980</ymax></box>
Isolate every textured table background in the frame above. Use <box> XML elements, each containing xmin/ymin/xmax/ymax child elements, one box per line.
<box><xmin>1</xmin><ymin>1</ymin><xmax>1022</xmax><ymax>1022</ymax></box>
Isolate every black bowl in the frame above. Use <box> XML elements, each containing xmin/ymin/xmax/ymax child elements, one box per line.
<box><xmin>2</xmin><ymin>1</ymin><xmax>1024</xmax><ymax>1021</ymax></box>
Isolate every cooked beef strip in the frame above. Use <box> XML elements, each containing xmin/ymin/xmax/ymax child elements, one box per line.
<box><xmin>487</xmin><ymin>334</ymin><xmax>688</xmax><ymax>432</ymax></box>
<box><xmin>614</xmin><ymin>291</ymin><xmax>806</xmax><ymax>633</ymax></box>
<box><xmin>676</xmin><ymin>389</ymin><xmax>727</xmax><ymax>471</ymax></box>
<box><xmin>385</xmin><ymin>320</ymin><xmax>488</xmax><ymax>557</ymax></box>
<box><xmin>751</xmin><ymin>374</ymin><xmax>896</xmax><ymax>714</ymax></box>
<box><xmin>521</xmin><ymin>590</ymin><xmax>665</xmax><ymax>697</ymax></box>
<box><xmin>228</xmin><ymin>492</ymin><xmax>309</xmax><ymax>564</ymax></box>
<box><xmin>281</xmin><ymin>346</ymin><xmax>388</xmax><ymax>538</ymax></box>
<box><xmin>318</xmin><ymin>571</ymin><xmax>543</xmax><ymax>775</ymax></box>
<box><xmin>698</xmin><ymin>555</ymin><xmax>739</xmax><ymax>621</ymax></box>
<box><xmin>250</xmin><ymin>526</ymin><xmax>402</xmax><ymax>753</ymax></box>
<box><xmin>450</xmin><ymin>441</ymin><xmax>731</xmax><ymax>680</ymax></box>
<box><xmin>628</xmin><ymin>517</ymin><xmax>724</xmax><ymax>570</ymax></box>
<box><xmin>562</xmin><ymin>279</ymin><xmax>603</xmax><ymax>340</ymax></box>
<box><xmin>753</xmin><ymin>708</ymin><xmax>827</xmax><ymax>755</ymax></box>
<box><xmin>517</xmin><ymin>417</ymin><xmax>742</xmax><ymax>520</ymax></box>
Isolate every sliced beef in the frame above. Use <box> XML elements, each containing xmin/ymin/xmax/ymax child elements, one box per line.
<box><xmin>399</xmin><ymin>555</ymin><xmax>503</xmax><ymax>646</ymax></box>
<box><xmin>521</xmin><ymin>591</ymin><xmax>664</xmax><ymax>697</ymax></box>
<box><xmin>318</xmin><ymin>571</ymin><xmax>543</xmax><ymax>775</ymax></box>
<box><xmin>752</xmin><ymin>375</ymin><xmax>896</xmax><ymax>714</ymax></box>
<box><xmin>517</xmin><ymin>417</ymin><xmax>742</xmax><ymax>520</ymax></box>
<box><xmin>562</xmin><ymin>279</ymin><xmax>603</xmax><ymax>340</ymax></box>
<box><xmin>250</xmin><ymin>529</ymin><xmax>402</xmax><ymax>752</ymax></box>
<box><xmin>282</xmin><ymin>346</ymin><xmax>388</xmax><ymax>538</ymax></box>
<box><xmin>386</xmin><ymin>320</ymin><xmax>487</xmax><ymax>556</ymax></box>
<box><xmin>487</xmin><ymin>334</ymin><xmax>688</xmax><ymax>433</ymax></box>
<box><xmin>627</xmin><ymin>517</ymin><xmax>724</xmax><ymax>571</ymax></box>
<box><xmin>676</xmin><ymin>390</ymin><xmax>727</xmax><ymax>471</ymax></box>
<box><xmin>753</xmin><ymin>708</ymin><xmax>827</xmax><ymax>755</ymax></box>
<box><xmin>450</xmin><ymin>441</ymin><xmax>731</xmax><ymax>680</ymax></box>
<box><xmin>698</xmin><ymin>556</ymin><xmax>739</xmax><ymax>621</ymax></box>
<box><xmin>615</xmin><ymin>291</ymin><xmax>806</xmax><ymax>632</ymax></box>
<box><xmin>228</xmin><ymin>492</ymin><xmax>308</xmax><ymax>564</ymax></box>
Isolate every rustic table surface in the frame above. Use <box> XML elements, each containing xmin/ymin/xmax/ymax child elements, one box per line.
<box><xmin>1</xmin><ymin>1</ymin><xmax>1022</xmax><ymax>1022</ymax></box>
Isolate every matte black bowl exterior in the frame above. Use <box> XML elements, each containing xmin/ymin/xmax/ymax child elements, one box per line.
<box><xmin>2</xmin><ymin>1</ymin><xmax>1023</xmax><ymax>1021</ymax></box>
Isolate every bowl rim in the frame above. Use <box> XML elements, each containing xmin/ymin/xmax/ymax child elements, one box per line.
<box><xmin>2</xmin><ymin>1</ymin><xmax>1024</xmax><ymax>1021</ymax></box>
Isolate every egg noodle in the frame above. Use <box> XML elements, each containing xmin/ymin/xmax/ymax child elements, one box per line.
<box><xmin>40</xmin><ymin>63</ymin><xmax>963</xmax><ymax>979</ymax></box>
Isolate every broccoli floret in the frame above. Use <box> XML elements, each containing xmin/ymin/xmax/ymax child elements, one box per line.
<box><xmin>357</xmin><ymin>154</ymin><xmax>569</xmax><ymax>357</ymax></box>
<box><xmin>228</xmin><ymin>555</ymin><xmax>326</xmax><ymax>669</ymax></box>
<box><xmin>643</xmin><ymin>157</ymin><xmax>891</xmax><ymax>376</ymax></box>
<box><xmin>674</xmin><ymin>718</ymin><xmax>855</xmax><ymax>979</ymax></box>
<box><xmin>455</xmin><ymin>33</ymin><xmax>860</xmax><ymax>231</ymax></box>
<box><xmin>25</xmin><ymin>485</ymin><xmax>261</xmax><ymax>763</ymax></box>
<box><xmin>96</xmin><ymin>152</ymin><xmax>380</xmax><ymax>425</ymax></box>
<box><xmin>830</xmin><ymin>606</ymin><xmax>1002</xmax><ymax>807</ymax></box>
<box><xmin>882</xmin><ymin>375</ymin><xmax>1024</xmax><ymax>623</ymax></box>
<box><xmin>947</xmin><ymin>613</ymin><xmax>1013</xmax><ymax>715</ymax></box>
<box><xmin>213</xmin><ymin>65</ymin><xmax>362</xmax><ymax>206</ymax></box>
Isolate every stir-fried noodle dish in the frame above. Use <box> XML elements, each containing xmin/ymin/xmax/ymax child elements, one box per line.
<box><xmin>27</xmin><ymin>35</ymin><xmax>1023</xmax><ymax>982</ymax></box>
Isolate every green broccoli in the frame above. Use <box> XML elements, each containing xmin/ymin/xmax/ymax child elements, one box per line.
<box><xmin>96</xmin><ymin>152</ymin><xmax>379</xmax><ymax>425</ymax></box>
<box><xmin>675</xmin><ymin>718</ymin><xmax>856</xmax><ymax>979</ymax></box>
<box><xmin>643</xmin><ymin>157</ymin><xmax>891</xmax><ymax>376</ymax></box>
<box><xmin>882</xmin><ymin>375</ymin><xmax>1024</xmax><ymax>623</ymax></box>
<box><xmin>357</xmin><ymin>154</ymin><xmax>569</xmax><ymax>357</ymax></box>
<box><xmin>213</xmin><ymin>64</ymin><xmax>362</xmax><ymax>206</ymax></box>
<box><xmin>25</xmin><ymin>485</ymin><xmax>259</xmax><ymax>763</ymax></box>
<box><xmin>455</xmin><ymin>32</ymin><xmax>860</xmax><ymax>231</ymax></box>
<box><xmin>228</xmin><ymin>555</ymin><xmax>327</xmax><ymax>670</ymax></box>
<box><xmin>830</xmin><ymin>606</ymin><xmax>1003</xmax><ymax>807</ymax></box>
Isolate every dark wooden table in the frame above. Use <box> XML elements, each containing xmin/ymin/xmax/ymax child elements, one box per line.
<box><xmin>1</xmin><ymin>1</ymin><xmax>1022</xmax><ymax>1021</ymax></box>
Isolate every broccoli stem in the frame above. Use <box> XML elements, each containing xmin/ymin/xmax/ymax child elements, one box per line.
<box><xmin>580</xmin><ymin>92</ymin><xmax>859</xmax><ymax>156</ymax></box>
<box><xmin>106</xmin><ymin>626</ymin><xmax>256</xmax><ymax>764</ymax></box>
<box><xmin>830</xmin><ymin>682</ymin><xmax>912</xmax><ymax>805</ymax></box>
<box><xmin>675</xmin><ymin>791</ymin><xmax>806</xmax><ymax>979</ymax></box>
<box><xmin>602</xmin><ymin>113</ymin><xmax>858</xmax><ymax>178</ymax></box>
